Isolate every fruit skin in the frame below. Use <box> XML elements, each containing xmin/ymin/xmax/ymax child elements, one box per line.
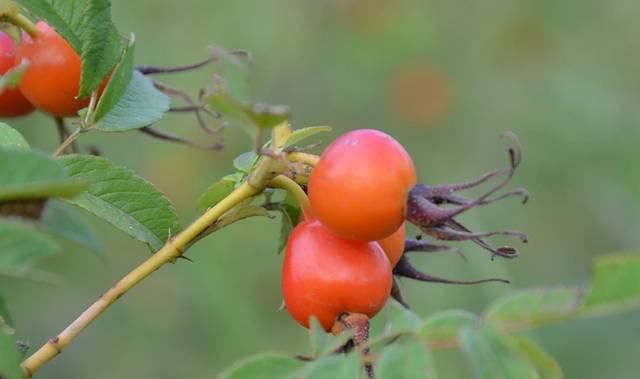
<box><xmin>16</xmin><ymin>22</ymin><xmax>89</xmax><ymax>117</ymax></box>
<box><xmin>282</xmin><ymin>219</ymin><xmax>392</xmax><ymax>331</ymax></box>
<box><xmin>0</xmin><ymin>31</ymin><xmax>35</xmax><ymax>117</ymax></box>
<box><xmin>378</xmin><ymin>222</ymin><xmax>406</xmax><ymax>267</ymax></box>
<box><xmin>308</xmin><ymin>129</ymin><xmax>417</xmax><ymax>242</ymax></box>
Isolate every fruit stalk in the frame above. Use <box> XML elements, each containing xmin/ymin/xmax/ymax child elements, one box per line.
<box><xmin>2</xmin><ymin>12</ymin><xmax>39</xmax><ymax>38</ymax></box>
<box><xmin>21</xmin><ymin>181</ymin><xmax>260</xmax><ymax>377</ymax></box>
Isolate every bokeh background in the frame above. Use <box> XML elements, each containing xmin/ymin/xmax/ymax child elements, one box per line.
<box><xmin>4</xmin><ymin>0</ymin><xmax>640</xmax><ymax>377</ymax></box>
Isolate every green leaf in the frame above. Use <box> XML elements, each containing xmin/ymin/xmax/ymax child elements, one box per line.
<box><xmin>58</xmin><ymin>154</ymin><xmax>179</xmax><ymax>251</ymax></box>
<box><xmin>40</xmin><ymin>200</ymin><xmax>104</xmax><ymax>254</ymax></box>
<box><xmin>93</xmin><ymin>34</ymin><xmax>135</xmax><ymax>122</ymax></box>
<box><xmin>507</xmin><ymin>336</ymin><xmax>563</xmax><ymax>379</ymax></box>
<box><xmin>460</xmin><ymin>325</ymin><xmax>540</xmax><ymax>379</ymax></box>
<box><xmin>17</xmin><ymin>0</ymin><xmax>85</xmax><ymax>53</ymax></box>
<box><xmin>386</xmin><ymin>299</ymin><xmax>422</xmax><ymax>334</ymax></box>
<box><xmin>0</xmin><ymin>293</ymin><xmax>13</xmax><ymax>330</ymax></box>
<box><xmin>300</xmin><ymin>352</ymin><xmax>360</xmax><ymax>379</ymax></box>
<box><xmin>78</xmin><ymin>0</ymin><xmax>124</xmax><ymax>97</ymax></box>
<box><xmin>216</xmin><ymin>353</ymin><xmax>302</xmax><ymax>379</ymax></box>
<box><xmin>247</xmin><ymin>103</ymin><xmax>291</xmax><ymax>130</ymax></box>
<box><xmin>197</xmin><ymin>173</ymin><xmax>243</xmax><ymax>210</ymax></box>
<box><xmin>0</xmin><ymin>326</ymin><xmax>22</xmax><ymax>379</ymax></box>
<box><xmin>233</xmin><ymin>151</ymin><xmax>259</xmax><ymax>173</ymax></box>
<box><xmin>309</xmin><ymin>318</ymin><xmax>329</xmax><ymax>358</ymax></box>
<box><xmin>306</xmin><ymin>317</ymin><xmax>353</xmax><ymax>360</ymax></box>
<box><xmin>94</xmin><ymin>70</ymin><xmax>170</xmax><ymax>131</ymax></box>
<box><xmin>17</xmin><ymin>0</ymin><xmax>124</xmax><ymax>97</ymax></box>
<box><xmin>582</xmin><ymin>254</ymin><xmax>640</xmax><ymax>316</ymax></box>
<box><xmin>420</xmin><ymin>309</ymin><xmax>477</xmax><ymax>345</ymax></box>
<box><xmin>0</xmin><ymin>123</ymin><xmax>29</xmax><ymax>150</ymax></box>
<box><xmin>209</xmin><ymin>45</ymin><xmax>251</xmax><ymax>102</ymax></box>
<box><xmin>377</xmin><ymin>337</ymin><xmax>437</xmax><ymax>379</ymax></box>
<box><xmin>0</xmin><ymin>148</ymin><xmax>87</xmax><ymax>202</ymax></box>
<box><xmin>0</xmin><ymin>218</ymin><xmax>59</xmax><ymax>280</ymax></box>
<box><xmin>271</xmin><ymin>192</ymin><xmax>300</xmax><ymax>253</ymax></box>
<box><xmin>484</xmin><ymin>287</ymin><xmax>583</xmax><ymax>328</ymax></box>
<box><xmin>0</xmin><ymin>60</ymin><xmax>29</xmax><ymax>92</ymax></box>
<box><xmin>284</xmin><ymin>126</ymin><xmax>332</xmax><ymax>148</ymax></box>
<box><xmin>207</xmin><ymin>91</ymin><xmax>252</xmax><ymax>125</ymax></box>
<box><xmin>208</xmin><ymin>204</ymin><xmax>270</xmax><ymax>233</ymax></box>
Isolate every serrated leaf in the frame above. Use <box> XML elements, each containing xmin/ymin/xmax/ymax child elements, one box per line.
<box><xmin>0</xmin><ymin>148</ymin><xmax>87</xmax><ymax>201</ymax></box>
<box><xmin>377</xmin><ymin>337</ymin><xmax>437</xmax><ymax>379</ymax></box>
<box><xmin>93</xmin><ymin>34</ymin><xmax>135</xmax><ymax>122</ymax></box>
<box><xmin>17</xmin><ymin>0</ymin><xmax>124</xmax><ymax>97</ymax></box>
<box><xmin>420</xmin><ymin>309</ymin><xmax>477</xmax><ymax>346</ymax></box>
<box><xmin>17</xmin><ymin>0</ymin><xmax>85</xmax><ymax>53</ymax></box>
<box><xmin>0</xmin><ymin>60</ymin><xmax>29</xmax><ymax>92</ymax></box>
<box><xmin>78</xmin><ymin>0</ymin><xmax>125</xmax><ymax>97</ymax></box>
<box><xmin>197</xmin><ymin>173</ymin><xmax>243</xmax><ymax>210</ymax></box>
<box><xmin>233</xmin><ymin>151</ymin><xmax>259</xmax><ymax>173</ymax></box>
<box><xmin>300</xmin><ymin>352</ymin><xmax>360</xmax><ymax>379</ymax></box>
<box><xmin>0</xmin><ymin>218</ymin><xmax>59</xmax><ymax>280</ymax></box>
<box><xmin>386</xmin><ymin>299</ymin><xmax>422</xmax><ymax>334</ymax></box>
<box><xmin>460</xmin><ymin>325</ymin><xmax>540</xmax><ymax>379</ymax></box>
<box><xmin>507</xmin><ymin>336</ymin><xmax>563</xmax><ymax>379</ymax></box>
<box><xmin>0</xmin><ymin>123</ymin><xmax>29</xmax><ymax>150</ymax></box>
<box><xmin>0</xmin><ymin>326</ymin><xmax>22</xmax><ymax>379</ymax></box>
<box><xmin>216</xmin><ymin>353</ymin><xmax>302</xmax><ymax>379</ymax></box>
<box><xmin>284</xmin><ymin>126</ymin><xmax>332</xmax><ymax>148</ymax></box>
<box><xmin>40</xmin><ymin>199</ymin><xmax>104</xmax><ymax>254</ymax></box>
<box><xmin>58</xmin><ymin>154</ymin><xmax>179</xmax><ymax>251</ymax></box>
<box><xmin>582</xmin><ymin>254</ymin><xmax>640</xmax><ymax>316</ymax></box>
<box><xmin>485</xmin><ymin>287</ymin><xmax>583</xmax><ymax>328</ymax></box>
<box><xmin>94</xmin><ymin>70</ymin><xmax>170</xmax><ymax>131</ymax></box>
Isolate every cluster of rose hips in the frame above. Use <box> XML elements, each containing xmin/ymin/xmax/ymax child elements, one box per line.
<box><xmin>281</xmin><ymin>129</ymin><xmax>528</xmax><ymax>333</ymax></box>
<box><xmin>0</xmin><ymin>22</ymin><xmax>98</xmax><ymax>118</ymax></box>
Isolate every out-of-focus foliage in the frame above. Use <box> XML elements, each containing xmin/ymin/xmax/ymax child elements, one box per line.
<box><xmin>2</xmin><ymin>0</ymin><xmax>640</xmax><ymax>378</ymax></box>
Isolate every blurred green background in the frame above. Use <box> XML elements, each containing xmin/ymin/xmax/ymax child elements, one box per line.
<box><xmin>4</xmin><ymin>0</ymin><xmax>640</xmax><ymax>377</ymax></box>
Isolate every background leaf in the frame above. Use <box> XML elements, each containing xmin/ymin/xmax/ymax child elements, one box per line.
<box><xmin>0</xmin><ymin>218</ymin><xmax>59</xmax><ymax>280</ymax></box>
<box><xmin>0</xmin><ymin>326</ymin><xmax>22</xmax><ymax>379</ymax></box>
<box><xmin>377</xmin><ymin>337</ymin><xmax>437</xmax><ymax>379</ymax></box>
<box><xmin>484</xmin><ymin>287</ymin><xmax>583</xmax><ymax>329</ymax></box>
<box><xmin>0</xmin><ymin>148</ymin><xmax>87</xmax><ymax>201</ymax></box>
<box><xmin>420</xmin><ymin>310</ymin><xmax>477</xmax><ymax>346</ymax></box>
<box><xmin>0</xmin><ymin>293</ymin><xmax>13</xmax><ymax>329</ymax></box>
<box><xmin>93</xmin><ymin>34</ymin><xmax>135</xmax><ymax>122</ymax></box>
<box><xmin>216</xmin><ymin>353</ymin><xmax>302</xmax><ymax>379</ymax></box>
<box><xmin>460</xmin><ymin>325</ymin><xmax>540</xmax><ymax>379</ymax></box>
<box><xmin>40</xmin><ymin>199</ymin><xmax>104</xmax><ymax>254</ymax></box>
<box><xmin>0</xmin><ymin>123</ymin><xmax>29</xmax><ymax>150</ymax></box>
<box><xmin>385</xmin><ymin>299</ymin><xmax>422</xmax><ymax>334</ymax></box>
<box><xmin>299</xmin><ymin>352</ymin><xmax>360</xmax><ymax>379</ymax></box>
<box><xmin>582</xmin><ymin>254</ymin><xmax>640</xmax><ymax>316</ymax></box>
<box><xmin>507</xmin><ymin>336</ymin><xmax>563</xmax><ymax>379</ymax></box>
<box><xmin>94</xmin><ymin>70</ymin><xmax>170</xmax><ymax>131</ymax></box>
<box><xmin>59</xmin><ymin>154</ymin><xmax>179</xmax><ymax>251</ymax></box>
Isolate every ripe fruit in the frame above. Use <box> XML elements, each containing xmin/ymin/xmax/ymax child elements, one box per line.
<box><xmin>0</xmin><ymin>31</ymin><xmax>35</xmax><ymax>117</ymax></box>
<box><xmin>16</xmin><ymin>22</ymin><xmax>91</xmax><ymax>117</ymax></box>
<box><xmin>282</xmin><ymin>219</ymin><xmax>392</xmax><ymax>331</ymax></box>
<box><xmin>308</xmin><ymin>129</ymin><xmax>417</xmax><ymax>242</ymax></box>
<box><xmin>378</xmin><ymin>222</ymin><xmax>406</xmax><ymax>267</ymax></box>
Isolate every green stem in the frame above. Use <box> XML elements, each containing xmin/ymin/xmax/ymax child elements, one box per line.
<box><xmin>52</xmin><ymin>128</ymin><xmax>82</xmax><ymax>157</ymax></box>
<box><xmin>3</xmin><ymin>13</ymin><xmax>38</xmax><ymax>38</ymax></box>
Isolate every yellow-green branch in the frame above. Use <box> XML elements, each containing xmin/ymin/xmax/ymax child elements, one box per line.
<box><xmin>21</xmin><ymin>181</ymin><xmax>259</xmax><ymax>377</ymax></box>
